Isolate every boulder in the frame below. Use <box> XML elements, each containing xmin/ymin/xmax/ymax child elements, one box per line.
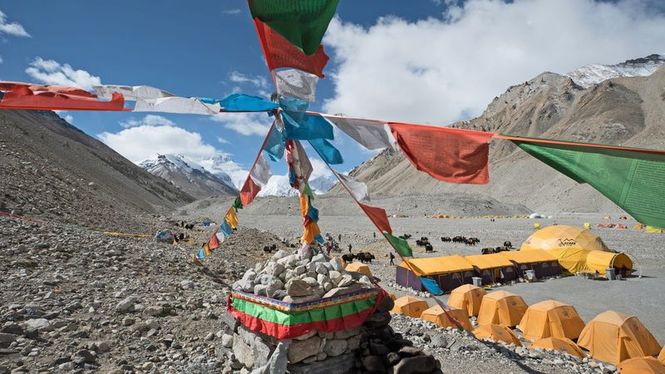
<box><xmin>328</xmin><ymin>271</ymin><xmax>342</xmax><ymax>285</ymax></box>
<box><xmin>253</xmin><ymin>284</ymin><xmax>269</xmax><ymax>297</ymax></box>
<box><xmin>393</xmin><ymin>355</ymin><xmax>437</xmax><ymax>374</ymax></box>
<box><xmin>23</xmin><ymin>318</ymin><xmax>50</xmax><ymax>331</ymax></box>
<box><xmin>287</xmin><ymin>336</ymin><xmax>321</xmax><ymax>364</ymax></box>
<box><xmin>232</xmin><ymin>334</ymin><xmax>254</xmax><ymax>369</ymax></box>
<box><xmin>266</xmin><ymin>279</ymin><xmax>284</xmax><ymax>298</ymax></box>
<box><xmin>115</xmin><ymin>297</ymin><xmax>137</xmax><ymax>313</ymax></box>
<box><xmin>323</xmin><ymin>339</ymin><xmax>348</xmax><ymax>357</ymax></box>
<box><xmin>362</xmin><ymin>355</ymin><xmax>385</xmax><ymax>373</ymax></box>
<box><xmin>286</xmin><ymin>279</ymin><xmax>314</xmax><ymax>297</ymax></box>
<box><xmin>272</xmin><ymin>250</ymin><xmax>289</xmax><ymax>261</ymax></box>
<box><xmin>311</xmin><ymin>254</ymin><xmax>326</xmax><ymax>263</ymax></box>
<box><xmin>315</xmin><ymin>263</ymin><xmax>329</xmax><ymax>275</ymax></box>
<box><xmin>337</xmin><ymin>275</ymin><xmax>354</xmax><ymax>287</ymax></box>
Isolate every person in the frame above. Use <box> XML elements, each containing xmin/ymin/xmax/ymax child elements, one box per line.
<box><xmin>389</xmin><ymin>252</ymin><xmax>395</xmax><ymax>266</ymax></box>
<box><xmin>348</xmin><ymin>244</ymin><xmax>353</xmax><ymax>253</ymax></box>
<box><xmin>373</xmin><ymin>232</ymin><xmax>376</xmax><ymax>239</ymax></box>
<box><xmin>338</xmin><ymin>234</ymin><xmax>342</xmax><ymax>242</ymax></box>
<box><xmin>326</xmin><ymin>242</ymin><xmax>332</xmax><ymax>256</ymax></box>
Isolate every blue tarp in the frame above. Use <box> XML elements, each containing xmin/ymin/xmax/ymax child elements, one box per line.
<box><xmin>420</xmin><ymin>276</ymin><xmax>444</xmax><ymax>296</ymax></box>
<box><xmin>309</xmin><ymin>138</ymin><xmax>343</xmax><ymax>164</ymax></box>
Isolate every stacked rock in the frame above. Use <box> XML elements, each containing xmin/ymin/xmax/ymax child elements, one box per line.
<box><xmin>226</xmin><ymin>248</ymin><xmax>441</xmax><ymax>373</ymax></box>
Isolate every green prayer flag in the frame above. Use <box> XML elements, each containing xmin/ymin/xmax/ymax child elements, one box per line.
<box><xmin>249</xmin><ymin>0</ymin><xmax>339</xmax><ymax>55</ymax></box>
<box><xmin>303</xmin><ymin>183</ymin><xmax>314</xmax><ymax>198</ymax></box>
<box><xmin>384</xmin><ymin>232</ymin><xmax>412</xmax><ymax>257</ymax></box>
<box><xmin>233</xmin><ymin>197</ymin><xmax>244</xmax><ymax>211</ymax></box>
<box><xmin>514</xmin><ymin>138</ymin><xmax>665</xmax><ymax>228</ymax></box>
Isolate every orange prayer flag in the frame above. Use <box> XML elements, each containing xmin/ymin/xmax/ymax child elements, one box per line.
<box><xmin>240</xmin><ymin>177</ymin><xmax>261</xmax><ymax>206</ymax></box>
<box><xmin>359</xmin><ymin>203</ymin><xmax>392</xmax><ymax>235</ymax></box>
<box><xmin>389</xmin><ymin>123</ymin><xmax>494</xmax><ymax>184</ymax></box>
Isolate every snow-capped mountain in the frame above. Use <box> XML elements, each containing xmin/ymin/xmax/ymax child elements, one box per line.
<box><xmin>140</xmin><ymin>154</ymin><xmax>238</xmax><ymax>199</ymax></box>
<box><xmin>309</xmin><ymin>174</ymin><xmax>337</xmax><ymax>194</ymax></box>
<box><xmin>566</xmin><ymin>54</ymin><xmax>665</xmax><ymax>88</ymax></box>
<box><xmin>198</xmin><ymin>153</ymin><xmax>248</xmax><ymax>189</ymax></box>
<box><xmin>257</xmin><ymin>174</ymin><xmax>338</xmax><ymax>197</ymax></box>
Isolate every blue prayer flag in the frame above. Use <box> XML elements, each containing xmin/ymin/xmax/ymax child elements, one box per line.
<box><xmin>309</xmin><ymin>138</ymin><xmax>343</xmax><ymax>164</ymax></box>
<box><xmin>201</xmin><ymin>94</ymin><xmax>277</xmax><ymax>112</ymax></box>
<box><xmin>283</xmin><ymin>113</ymin><xmax>334</xmax><ymax>140</ymax></box>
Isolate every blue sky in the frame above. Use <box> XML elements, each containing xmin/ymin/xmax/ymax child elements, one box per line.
<box><xmin>1</xmin><ymin>0</ymin><xmax>664</xmax><ymax>185</ymax></box>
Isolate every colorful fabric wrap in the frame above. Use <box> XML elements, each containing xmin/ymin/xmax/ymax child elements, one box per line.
<box><xmin>227</xmin><ymin>287</ymin><xmax>386</xmax><ymax>339</ymax></box>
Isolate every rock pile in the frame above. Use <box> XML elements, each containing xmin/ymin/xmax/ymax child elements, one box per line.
<box><xmin>227</xmin><ymin>249</ymin><xmax>442</xmax><ymax>373</ymax></box>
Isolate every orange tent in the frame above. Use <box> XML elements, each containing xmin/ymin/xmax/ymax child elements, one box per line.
<box><xmin>518</xmin><ymin>300</ymin><xmax>585</xmax><ymax>341</ymax></box>
<box><xmin>578</xmin><ymin>311</ymin><xmax>662</xmax><ymax>365</ymax></box>
<box><xmin>477</xmin><ymin>290</ymin><xmax>528</xmax><ymax>327</ymax></box>
<box><xmin>660</xmin><ymin>346</ymin><xmax>665</xmax><ymax>364</ymax></box>
<box><xmin>345</xmin><ymin>262</ymin><xmax>372</xmax><ymax>276</ymax></box>
<box><xmin>391</xmin><ymin>296</ymin><xmax>429</xmax><ymax>318</ymax></box>
<box><xmin>448</xmin><ymin>284</ymin><xmax>486</xmax><ymax>317</ymax></box>
<box><xmin>473</xmin><ymin>324</ymin><xmax>522</xmax><ymax>346</ymax></box>
<box><xmin>420</xmin><ymin>305</ymin><xmax>472</xmax><ymax>330</ymax></box>
<box><xmin>618</xmin><ymin>357</ymin><xmax>665</xmax><ymax>374</ymax></box>
<box><xmin>530</xmin><ymin>337</ymin><xmax>585</xmax><ymax>359</ymax></box>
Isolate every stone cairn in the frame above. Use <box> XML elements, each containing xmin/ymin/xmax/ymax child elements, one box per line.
<box><xmin>226</xmin><ymin>249</ymin><xmax>441</xmax><ymax>373</ymax></box>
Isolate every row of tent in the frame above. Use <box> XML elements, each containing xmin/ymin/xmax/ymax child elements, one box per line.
<box><xmin>390</xmin><ymin>286</ymin><xmax>664</xmax><ymax>369</ymax></box>
<box><xmin>397</xmin><ymin>225</ymin><xmax>634</xmax><ymax>292</ymax></box>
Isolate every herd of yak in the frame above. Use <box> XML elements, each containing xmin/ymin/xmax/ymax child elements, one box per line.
<box><xmin>398</xmin><ymin>234</ymin><xmax>514</xmax><ymax>255</ymax></box>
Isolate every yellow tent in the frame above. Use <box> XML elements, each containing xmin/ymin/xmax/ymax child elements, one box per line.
<box><xmin>391</xmin><ymin>296</ymin><xmax>429</xmax><ymax>318</ymax></box>
<box><xmin>397</xmin><ymin>256</ymin><xmax>473</xmax><ymax>276</ymax></box>
<box><xmin>646</xmin><ymin>226</ymin><xmax>664</xmax><ymax>234</ymax></box>
<box><xmin>618</xmin><ymin>357</ymin><xmax>665</xmax><ymax>374</ymax></box>
<box><xmin>660</xmin><ymin>346</ymin><xmax>665</xmax><ymax>364</ymax></box>
<box><xmin>345</xmin><ymin>262</ymin><xmax>372</xmax><ymax>276</ymax></box>
<box><xmin>477</xmin><ymin>290</ymin><xmax>528</xmax><ymax>327</ymax></box>
<box><xmin>518</xmin><ymin>300</ymin><xmax>585</xmax><ymax>341</ymax></box>
<box><xmin>420</xmin><ymin>305</ymin><xmax>472</xmax><ymax>330</ymax></box>
<box><xmin>473</xmin><ymin>324</ymin><xmax>522</xmax><ymax>346</ymax></box>
<box><xmin>578</xmin><ymin>311</ymin><xmax>662</xmax><ymax>365</ymax></box>
<box><xmin>585</xmin><ymin>250</ymin><xmax>633</xmax><ymax>275</ymax></box>
<box><xmin>530</xmin><ymin>337</ymin><xmax>585</xmax><ymax>359</ymax></box>
<box><xmin>448</xmin><ymin>284</ymin><xmax>486</xmax><ymax>317</ymax></box>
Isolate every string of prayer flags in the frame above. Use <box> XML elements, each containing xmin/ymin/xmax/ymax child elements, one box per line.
<box><xmin>309</xmin><ymin>138</ymin><xmax>343</xmax><ymax>164</ymax></box>
<box><xmin>94</xmin><ymin>85</ymin><xmax>174</xmax><ymax>101</ymax></box>
<box><xmin>389</xmin><ymin>123</ymin><xmax>494</xmax><ymax>184</ymax></box>
<box><xmin>419</xmin><ymin>277</ymin><xmax>444</xmax><ymax>296</ymax></box>
<box><xmin>254</xmin><ymin>19</ymin><xmax>329</xmax><ymax>78</ymax></box>
<box><xmin>506</xmin><ymin>135</ymin><xmax>665</xmax><ymax>229</ymax></box>
<box><xmin>358</xmin><ymin>203</ymin><xmax>392</xmax><ymax>235</ymax></box>
<box><xmin>232</xmin><ymin>197</ymin><xmax>244</xmax><ymax>212</ymax></box>
<box><xmin>220</xmin><ymin>219</ymin><xmax>234</xmax><ymax>237</ymax></box>
<box><xmin>334</xmin><ymin>171</ymin><xmax>369</xmax><ymax>202</ymax></box>
<box><xmin>249</xmin><ymin>0</ymin><xmax>340</xmax><ymax>55</ymax></box>
<box><xmin>208</xmin><ymin>231</ymin><xmax>221</xmax><ymax>250</ymax></box>
<box><xmin>384</xmin><ymin>232</ymin><xmax>413</xmax><ymax>257</ymax></box>
<box><xmin>324</xmin><ymin>116</ymin><xmax>392</xmax><ymax>150</ymax></box>
<box><xmin>275</xmin><ymin>69</ymin><xmax>318</xmax><ymax>102</ymax></box>
<box><xmin>0</xmin><ymin>82</ymin><xmax>126</xmax><ymax>111</ymax></box>
<box><xmin>201</xmin><ymin>93</ymin><xmax>278</xmax><ymax>112</ymax></box>
<box><xmin>134</xmin><ymin>97</ymin><xmax>220</xmax><ymax>115</ymax></box>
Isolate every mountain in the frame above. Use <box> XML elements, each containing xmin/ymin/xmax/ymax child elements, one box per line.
<box><xmin>308</xmin><ymin>174</ymin><xmax>337</xmax><ymax>194</ymax></box>
<box><xmin>139</xmin><ymin>154</ymin><xmax>238</xmax><ymax>199</ymax></box>
<box><xmin>0</xmin><ymin>110</ymin><xmax>194</xmax><ymax>231</ymax></box>
<box><xmin>566</xmin><ymin>54</ymin><xmax>665</xmax><ymax>88</ymax></box>
<box><xmin>340</xmin><ymin>56</ymin><xmax>665</xmax><ymax>214</ymax></box>
<box><xmin>198</xmin><ymin>153</ymin><xmax>248</xmax><ymax>189</ymax></box>
<box><xmin>258</xmin><ymin>174</ymin><xmax>337</xmax><ymax>197</ymax></box>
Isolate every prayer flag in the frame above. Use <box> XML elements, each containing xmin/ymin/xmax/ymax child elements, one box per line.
<box><xmin>240</xmin><ymin>176</ymin><xmax>262</xmax><ymax>206</ymax></box>
<box><xmin>220</xmin><ymin>220</ymin><xmax>234</xmax><ymax>237</ymax></box>
<box><xmin>335</xmin><ymin>172</ymin><xmax>369</xmax><ymax>202</ymax></box>
<box><xmin>0</xmin><ymin>83</ymin><xmax>125</xmax><ymax>112</ymax></box>
<box><xmin>203</xmin><ymin>243</ymin><xmax>212</xmax><ymax>257</ymax></box>
<box><xmin>94</xmin><ymin>85</ymin><xmax>174</xmax><ymax>100</ymax></box>
<box><xmin>420</xmin><ymin>277</ymin><xmax>443</xmax><ymax>296</ymax></box>
<box><xmin>254</xmin><ymin>19</ymin><xmax>329</xmax><ymax>77</ymax></box>
<box><xmin>202</xmin><ymin>93</ymin><xmax>277</xmax><ymax>112</ymax></box>
<box><xmin>208</xmin><ymin>231</ymin><xmax>221</xmax><ymax>250</ymax></box>
<box><xmin>302</xmin><ymin>221</ymin><xmax>321</xmax><ymax>244</ymax></box>
<box><xmin>283</xmin><ymin>112</ymin><xmax>334</xmax><ymax>140</ymax></box>
<box><xmin>325</xmin><ymin>116</ymin><xmax>392</xmax><ymax>150</ymax></box>
<box><xmin>286</xmin><ymin>140</ymin><xmax>313</xmax><ymax>191</ymax></box>
<box><xmin>512</xmin><ymin>136</ymin><xmax>665</xmax><ymax>229</ymax></box>
<box><xmin>197</xmin><ymin>248</ymin><xmax>206</xmax><ymax>260</ymax></box>
<box><xmin>389</xmin><ymin>123</ymin><xmax>493</xmax><ymax>184</ymax></box>
<box><xmin>251</xmin><ymin>154</ymin><xmax>272</xmax><ymax>186</ymax></box>
<box><xmin>225</xmin><ymin>207</ymin><xmax>239</xmax><ymax>229</ymax></box>
<box><xmin>384</xmin><ymin>232</ymin><xmax>412</xmax><ymax>257</ymax></box>
<box><xmin>265</xmin><ymin>125</ymin><xmax>285</xmax><ymax>161</ymax></box>
<box><xmin>275</xmin><ymin>69</ymin><xmax>318</xmax><ymax>102</ymax></box>
<box><xmin>309</xmin><ymin>138</ymin><xmax>343</xmax><ymax>164</ymax></box>
<box><xmin>359</xmin><ymin>203</ymin><xmax>392</xmax><ymax>234</ymax></box>
<box><xmin>249</xmin><ymin>0</ymin><xmax>339</xmax><ymax>55</ymax></box>
<box><xmin>233</xmin><ymin>197</ymin><xmax>244</xmax><ymax>211</ymax></box>
<box><xmin>134</xmin><ymin>97</ymin><xmax>220</xmax><ymax>115</ymax></box>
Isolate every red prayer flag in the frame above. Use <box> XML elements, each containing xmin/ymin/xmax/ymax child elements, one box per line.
<box><xmin>208</xmin><ymin>231</ymin><xmax>221</xmax><ymax>250</ymax></box>
<box><xmin>389</xmin><ymin>123</ymin><xmax>494</xmax><ymax>184</ymax></box>
<box><xmin>240</xmin><ymin>177</ymin><xmax>261</xmax><ymax>206</ymax></box>
<box><xmin>254</xmin><ymin>18</ymin><xmax>329</xmax><ymax>78</ymax></box>
<box><xmin>0</xmin><ymin>82</ymin><xmax>125</xmax><ymax>111</ymax></box>
<box><xmin>359</xmin><ymin>203</ymin><xmax>392</xmax><ymax>235</ymax></box>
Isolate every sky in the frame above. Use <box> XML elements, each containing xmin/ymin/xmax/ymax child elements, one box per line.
<box><xmin>1</xmin><ymin>0</ymin><xmax>665</xmax><ymax>186</ymax></box>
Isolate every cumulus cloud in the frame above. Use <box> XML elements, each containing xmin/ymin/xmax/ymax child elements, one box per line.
<box><xmin>98</xmin><ymin>124</ymin><xmax>218</xmax><ymax>163</ymax></box>
<box><xmin>211</xmin><ymin>112</ymin><xmax>272</xmax><ymax>136</ymax></box>
<box><xmin>25</xmin><ymin>58</ymin><xmax>102</xmax><ymax>90</ymax></box>
<box><xmin>323</xmin><ymin>0</ymin><xmax>665</xmax><ymax>124</ymax></box>
<box><xmin>0</xmin><ymin>10</ymin><xmax>30</xmax><ymax>37</ymax></box>
<box><xmin>120</xmin><ymin>114</ymin><xmax>175</xmax><ymax>128</ymax></box>
<box><xmin>229</xmin><ymin>71</ymin><xmax>268</xmax><ymax>88</ymax></box>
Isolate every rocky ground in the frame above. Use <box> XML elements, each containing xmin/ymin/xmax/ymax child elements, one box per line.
<box><xmin>1</xmin><ymin>211</ymin><xmax>662</xmax><ymax>373</ymax></box>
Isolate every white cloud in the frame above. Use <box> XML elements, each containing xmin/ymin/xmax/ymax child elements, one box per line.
<box><xmin>98</xmin><ymin>125</ymin><xmax>218</xmax><ymax>163</ymax></box>
<box><xmin>211</xmin><ymin>112</ymin><xmax>272</xmax><ymax>136</ymax></box>
<box><xmin>309</xmin><ymin>158</ymin><xmax>333</xmax><ymax>179</ymax></box>
<box><xmin>0</xmin><ymin>10</ymin><xmax>30</xmax><ymax>37</ymax></box>
<box><xmin>323</xmin><ymin>0</ymin><xmax>665</xmax><ymax>124</ymax></box>
<box><xmin>25</xmin><ymin>57</ymin><xmax>101</xmax><ymax>90</ymax></box>
<box><xmin>120</xmin><ymin>114</ymin><xmax>175</xmax><ymax>128</ymax></box>
<box><xmin>216</xmin><ymin>136</ymin><xmax>230</xmax><ymax>144</ymax></box>
<box><xmin>222</xmin><ymin>8</ymin><xmax>242</xmax><ymax>15</ymax></box>
<box><xmin>229</xmin><ymin>71</ymin><xmax>268</xmax><ymax>88</ymax></box>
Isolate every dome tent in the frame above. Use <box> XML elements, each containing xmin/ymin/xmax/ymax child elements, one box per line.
<box><xmin>477</xmin><ymin>290</ymin><xmax>528</xmax><ymax>327</ymax></box>
<box><xmin>578</xmin><ymin>311</ymin><xmax>661</xmax><ymax>365</ymax></box>
<box><xmin>448</xmin><ymin>284</ymin><xmax>486</xmax><ymax>317</ymax></box>
<box><xmin>618</xmin><ymin>357</ymin><xmax>665</xmax><ymax>374</ymax></box>
<box><xmin>420</xmin><ymin>305</ymin><xmax>472</xmax><ymax>330</ymax></box>
<box><xmin>391</xmin><ymin>296</ymin><xmax>428</xmax><ymax>318</ymax></box>
<box><xmin>520</xmin><ymin>225</ymin><xmax>632</xmax><ymax>276</ymax></box>
<box><xmin>518</xmin><ymin>300</ymin><xmax>585</xmax><ymax>341</ymax></box>
<box><xmin>473</xmin><ymin>324</ymin><xmax>522</xmax><ymax>346</ymax></box>
<box><xmin>530</xmin><ymin>337</ymin><xmax>585</xmax><ymax>359</ymax></box>
<box><xmin>345</xmin><ymin>262</ymin><xmax>372</xmax><ymax>276</ymax></box>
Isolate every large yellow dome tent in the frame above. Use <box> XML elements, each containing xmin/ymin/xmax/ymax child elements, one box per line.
<box><xmin>420</xmin><ymin>305</ymin><xmax>472</xmax><ymax>330</ymax></box>
<box><xmin>473</xmin><ymin>324</ymin><xmax>522</xmax><ymax>346</ymax></box>
<box><xmin>520</xmin><ymin>225</ymin><xmax>633</xmax><ymax>276</ymax></box>
<box><xmin>391</xmin><ymin>296</ymin><xmax>429</xmax><ymax>318</ymax></box>
<box><xmin>518</xmin><ymin>300</ymin><xmax>585</xmax><ymax>341</ymax></box>
<box><xmin>529</xmin><ymin>337</ymin><xmax>585</xmax><ymax>359</ymax></box>
<box><xmin>577</xmin><ymin>311</ymin><xmax>661</xmax><ymax>365</ymax></box>
<box><xmin>618</xmin><ymin>357</ymin><xmax>665</xmax><ymax>374</ymax></box>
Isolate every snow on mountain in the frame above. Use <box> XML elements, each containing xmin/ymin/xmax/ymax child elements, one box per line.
<box><xmin>197</xmin><ymin>153</ymin><xmax>248</xmax><ymax>189</ymax></box>
<box><xmin>566</xmin><ymin>54</ymin><xmax>665</xmax><ymax>88</ymax></box>
<box><xmin>257</xmin><ymin>174</ymin><xmax>338</xmax><ymax>197</ymax></box>
<box><xmin>140</xmin><ymin>154</ymin><xmax>237</xmax><ymax>199</ymax></box>
<box><xmin>309</xmin><ymin>174</ymin><xmax>337</xmax><ymax>194</ymax></box>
